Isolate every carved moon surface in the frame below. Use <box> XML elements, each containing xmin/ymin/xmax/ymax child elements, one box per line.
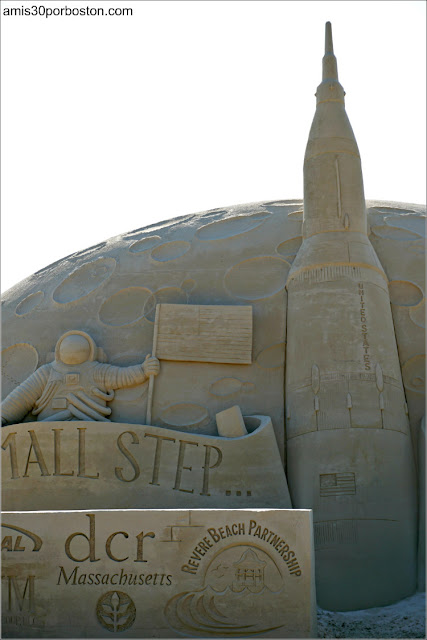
<box><xmin>409</xmin><ymin>300</ymin><xmax>426</xmax><ymax>328</ymax></box>
<box><xmin>151</xmin><ymin>240</ymin><xmax>191</xmax><ymax>262</ymax></box>
<box><xmin>53</xmin><ymin>257</ymin><xmax>116</xmax><ymax>303</ymax></box>
<box><xmin>75</xmin><ymin>241</ymin><xmax>107</xmax><ymax>260</ymax></box>
<box><xmin>209</xmin><ymin>377</ymin><xmax>245</xmax><ymax>397</ymax></box>
<box><xmin>256</xmin><ymin>343</ymin><xmax>285</xmax><ymax>369</ymax></box>
<box><xmin>99</xmin><ymin>287</ymin><xmax>152</xmax><ymax>326</ymax></box>
<box><xmin>15</xmin><ymin>291</ymin><xmax>44</xmax><ymax>316</ymax></box>
<box><xmin>276</xmin><ymin>237</ymin><xmax>303</xmax><ymax>260</ymax></box>
<box><xmin>265</xmin><ymin>201</ymin><xmax>302</xmax><ymax>207</ymax></box>
<box><xmin>224</xmin><ymin>256</ymin><xmax>291</xmax><ymax>300</ymax></box>
<box><xmin>160</xmin><ymin>403</ymin><xmax>209</xmax><ymax>429</ymax></box>
<box><xmin>375</xmin><ymin>207</ymin><xmax>418</xmax><ymax>214</ymax></box>
<box><xmin>371</xmin><ymin>225</ymin><xmax>421</xmax><ymax>241</ymax></box>
<box><xmin>129</xmin><ymin>235</ymin><xmax>161</xmax><ymax>253</ymax></box>
<box><xmin>196</xmin><ymin>213</ymin><xmax>270</xmax><ymax>240</ymax></box>
<box><xmin>243</xmin><ymin>381</ymin><xmax>255</xmax><ymax>392</ymax></box>
<box><xmin>181</xmin><ymin>278</ymin><xmax>196</xmax><ymax>293</ymax></box>
<box><xmin>402</xmin><ymin>355</ymin><xmax>425</xmax><ymax>394</ymax></box>
<box><xmin>406</xmin><ymin>239</ymin><xmax>426</xmax><ymax>256</ymax></box>
<box><xmin>388</xmin><ymin>281</ymin><xmax>423</xmax><ymax>307</ymax></box>
<box><xmin>1</xmin><ymin>343</ymin><xmax>38</xmax><ymax>399</ymax></box>
<box><xmin>384</xmin><ymin>214</ymin><xmax>425</xmax><ymax>236</ymax></box>
<box><xmin>143</xmin><ymin>287</ymin><xmax>187</xmax><ymax>322</ymax></box>
<box><xmin>1</xmin><ymin>199</ymin><xmax>424</xmax><ymax>442</ymax></box>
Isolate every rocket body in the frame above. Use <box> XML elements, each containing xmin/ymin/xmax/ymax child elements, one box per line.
<box><xmin>285</xmin><ymin>24</ymin><xmax>417</xmax><ymax>610</ymax></box>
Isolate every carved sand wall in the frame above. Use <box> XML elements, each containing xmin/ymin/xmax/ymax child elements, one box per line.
<box><xmin>1</xmin><ymin>200</ymin><xmax>425</xmax><ymax>465</ymax></box>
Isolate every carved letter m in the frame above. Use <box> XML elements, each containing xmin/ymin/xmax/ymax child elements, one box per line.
<box><xmin>6</xmin><ymin>575</ymin><xmax>35</xmax><ymax>612</ymax></box>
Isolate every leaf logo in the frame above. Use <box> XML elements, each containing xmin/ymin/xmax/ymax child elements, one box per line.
<box><xmin>96</xmin><ymin>590</ymin><xmax>136</xmax><ymax>633</ymax></box>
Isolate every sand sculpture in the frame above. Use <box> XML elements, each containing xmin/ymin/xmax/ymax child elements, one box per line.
<box><xmin>1</xmin><ymin>330</ymin><xmax>160</xmax><ymax>425</ymax></box>
<box><xmin>1</xmin><ymin>22</ymin><xmax>425</xmax><ymax>634</ymax></box>
<box><xmin>285</xmin><ymin>22</ymin><xmax>419</xmax><ymax>610</ymax></box>
<box><xmin>2</xmin><ymin>510</ymin><xmax>316</xmax><ymax>638</ymax></box>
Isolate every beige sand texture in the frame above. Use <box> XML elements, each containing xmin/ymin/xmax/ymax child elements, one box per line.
<box><xmin>1</xmin><ymin>509</ymin><xmax>316</xmax><ymax>638</ymax></box>
<box><xmin>1</xmin><ymin>199</ymin><xmax>424</xmax><ymax>455</ymax></box>
<box><xmin>1</xmin><ymin>21</ymin><xmax>425</xmax><ymax>620</ymax></box>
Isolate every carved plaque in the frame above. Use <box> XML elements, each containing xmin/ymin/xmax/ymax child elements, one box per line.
<box><xmin>1</xmin><ymin>416</ymin><xmax>291</xmax><ymax>511</ymax></box>
<box><xmin>1</xmin><ymin>509</ymin><xmax>316</xmax><ymax>638</ymax></box>
<box><xmin>154</xmin><ymin>304</ymin><xmax>253</xmax><ymax>364</ymax></box>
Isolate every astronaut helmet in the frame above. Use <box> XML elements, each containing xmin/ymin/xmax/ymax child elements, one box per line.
<box><xmin>55</xmin><ymin>330</ymin><xmax>97</xmax><ymax>365</ymax></box>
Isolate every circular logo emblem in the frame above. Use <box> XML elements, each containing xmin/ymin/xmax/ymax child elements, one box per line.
<box><xmin>96</xmin><ymin>590</ymin><xmax>136</xmax><ymax>633</ymax></box>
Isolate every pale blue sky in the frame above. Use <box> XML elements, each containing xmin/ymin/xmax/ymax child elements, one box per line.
<box><xmin>1</xmin><ymin>0</ymin><xmax>425</xmax><ymax>292</ymax></box>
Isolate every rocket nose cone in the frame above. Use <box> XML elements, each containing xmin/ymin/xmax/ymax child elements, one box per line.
<box><xmin>325</xmin><ymin>22</ymin><xmax>333</xmax><ymax>54</ymax></box>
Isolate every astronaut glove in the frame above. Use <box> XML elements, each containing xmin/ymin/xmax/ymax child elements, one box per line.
<box><xmin>143</xmin><ymin>355</ymin><xmax>160</xmax><ymax>377</ymax></box>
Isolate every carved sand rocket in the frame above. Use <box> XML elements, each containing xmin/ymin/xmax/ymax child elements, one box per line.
<box><xmin>285</xmin><ymin>23</ymin><xmax>418</xmax><ymax>610</ymax></box>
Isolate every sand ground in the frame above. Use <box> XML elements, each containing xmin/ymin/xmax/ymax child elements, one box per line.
<box><xmin>317</xmin><ymin>591</ymin><xmax>426</xmax><ymax>638</ymax></box>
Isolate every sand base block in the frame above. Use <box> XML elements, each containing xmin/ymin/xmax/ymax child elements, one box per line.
<box><xmin>1</xmin><ymin>508</ymin><xmax>316</xmax><ymax>638</ymax></box>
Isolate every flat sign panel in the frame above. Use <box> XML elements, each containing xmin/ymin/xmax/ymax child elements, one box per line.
<box><xmin>1</xmin><ymin>509</ymin><xmax>316</xmax><ymax>638</ymax></box>
<box><xmin>155</xmin><ymin>304</ymin><xmax>253</xmax><ymax>364</ymax></box>
<box><xmin>1</xmin><ymin>418</ymin><xmax>291</xmax><ymax>511</ymax></box>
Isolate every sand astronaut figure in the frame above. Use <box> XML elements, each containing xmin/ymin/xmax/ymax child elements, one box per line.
<box><xmin>1</xmin><ymin>330</ymin><xmax>160</xmax><ymax>425</ymax></box>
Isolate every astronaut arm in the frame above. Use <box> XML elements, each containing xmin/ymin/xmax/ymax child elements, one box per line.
<box><xmin>1</xmin><ymin>365</ymin><xmax>50</xmax><ymax>426</ymax></box>
<box><xmin>94</xmin><ymin>357</ymin><xmax>160</xmax><ymax>390</ymax></box>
